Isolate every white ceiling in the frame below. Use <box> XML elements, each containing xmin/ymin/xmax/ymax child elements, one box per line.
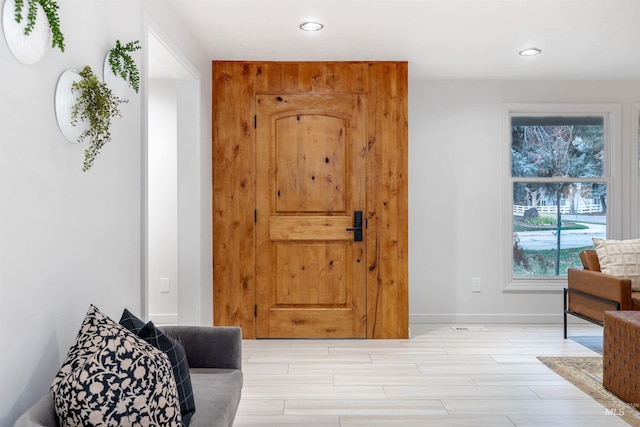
<box><xmin>165</xmin><ymin>0</ymin><xmax>640</xmax><ymax>80</ymax></box>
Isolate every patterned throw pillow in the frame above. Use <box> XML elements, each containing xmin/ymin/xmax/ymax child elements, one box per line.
<box><xmin>593</xmin><ymin>238</ymin><xmax>640</xmax><ymax>291</ymax></box>
<box><xmin>119</xmin><ymin>308</ymin><xmax>146</xmax><ymax>334</ymax></box>
<box><xmin>51</xmin><ymin>305</ymin><xmax>182</xmax><ymax>426</ymax></box>
<box><xmin>138</xmin><ymin>321</ymin><xmax>196</xmax><ymax>426</ymax></box>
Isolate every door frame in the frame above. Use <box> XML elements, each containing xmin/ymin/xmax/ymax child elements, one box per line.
<box><xmin>212</xmin><ymin>61</ymin><xmax>408</xmax><ymax>339</ymax></box>
<box><xmin>143</xmin><ymin>17</ymin><xmax>204</xmax><ymax>326</ymax></box>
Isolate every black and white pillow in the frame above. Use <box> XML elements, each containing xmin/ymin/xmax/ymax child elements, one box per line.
<box><xmin>51</xmin><ymin>305</ymin><xmax>182</xmax><ymax>426</ymax></box>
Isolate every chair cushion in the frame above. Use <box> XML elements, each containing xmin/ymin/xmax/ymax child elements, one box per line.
<box><xmin>51</xmin><ymin>305</ymin><xmax>182</xmax><ymax>426</ymax></box>
<box><xmin>593</xmin><ymin>238</ymin><xmax>640</xmax><ymax>291</ymax></box>
<box><xmin>188</xmin><ymin>369</ymin><xmax>243</xmax><ymax>427</ymax></box>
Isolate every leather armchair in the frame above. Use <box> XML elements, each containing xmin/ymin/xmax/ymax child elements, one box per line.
<box><xmin>565</xmin><ymin>249</ymin><xmax>635</xmax><ymax>338</ymax></box>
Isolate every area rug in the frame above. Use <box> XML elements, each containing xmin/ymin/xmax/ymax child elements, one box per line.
<box><xmin>538</xmin><ymin>357</ymin><xmax>640</xmax><ymax>426</ymax></box>
<box><xmin>569</xmin><ymin>335</ymin><xmax>603</xmax><ymax>355</ymax></box>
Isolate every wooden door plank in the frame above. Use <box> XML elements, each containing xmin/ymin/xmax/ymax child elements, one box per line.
<box><xmin>255</xmin><ymin>91</ymin><xmax>272</xmax><ymax>338</ymax></box>
<box><xmin>265</xmin><ymin>62</ymin><xmax>283</xmax><ymax>92</ymax></box>
<box><xmin>365</xmin><ymin>63</ymin><xmax>382</xmax><ymax>339</ymax></box>
<box><xmin>396</xmin><ymin>63</ymin><xmax>410</xmax><ymax>339</ymax></box>
<box><xmin>267</xmin><ymin>309</ymin><xmax>362</xmax><ymax>338</ymax></box>
<box><xmin>298</xmin><ymin>63</ymin><xmax>320</xmax><ymax>93</ymax></box>
<box><xmin>349</xmin><ymin>63</ymin><xmax>369</xmax><ymax>93</ymax></box>
<box><xmin>282</xmin><ymin>63</ymin><xmax>300</xmax><ymax>92</ymax></box>
<box><xmin>379</xmin><ymin>63</ymin><xmax>399</xmax><ymax>339</ymax></box>
<box><xmin>365</xmin><ymin>63</ymin><xmax>409</xmax><ymax>339</ymax></box>
<box><xmin>254</xmin><ymin>63</ymin><xmax>268</xmax><ymax>93</ymax></box>
<box><xmin>270</xmin><ymin>216</ymin><xmax>352</xmax><ymax>241</ymax></box>
<box><xmin>212</xmin><ymin>62</ymin><xmax>257</xmax><ymax>337</ymax></box>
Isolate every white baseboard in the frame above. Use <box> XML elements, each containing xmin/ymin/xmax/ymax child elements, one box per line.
<box><xmin>409</xmin><ymin>313</ymin><xmax>592</xmax><ymax>324</ymax></box>
<box><xmin>148</xmin><ymin>313</ymin><xmax>178</xmax><ymax>325</ymax></box>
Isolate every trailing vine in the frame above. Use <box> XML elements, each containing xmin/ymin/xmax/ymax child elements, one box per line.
<box><xmin>108</xmin><ymin>40</ymin><xmax>141</xmax><ymax>93</ymax></box>
<box><xmin>71</xmin><ymin>66</ymin><xmax>127</xmax><ymax>172</ymax></box>
<box><xmin>14</xmin><ymin>0</ymin><xmax>65</xmax><ymax>52</ymax></box>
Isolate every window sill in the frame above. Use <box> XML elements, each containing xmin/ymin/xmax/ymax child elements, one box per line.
<box><xmin>503</xmin><ymin>279</ymin><xmax>567</xmax><ymax>293</ymax></box>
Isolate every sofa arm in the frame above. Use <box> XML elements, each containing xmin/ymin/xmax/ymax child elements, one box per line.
<box><xmin>568</xmin><ymin>268</ymin><xmax>632</xmax><ymax>309</ymax></box>
<box><xmin>13</xmin><ymin>393</ymin><xmax>56</xmax><ymax>427</ymax></box>
<box><xmin>161</xmin><ymin>326</ymin><xmax>242</xmax><ymax>370</ymax></box>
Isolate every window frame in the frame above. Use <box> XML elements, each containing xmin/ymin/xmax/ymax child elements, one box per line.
<box><xmin>631</xmin><ymin>103</ymin><xmax>640</xmax><ymax>239</ymax></box>
<box><xmin>502</xmin><ymin>103</ymin><xmax>621</xmax><ymax>292</ymax></box>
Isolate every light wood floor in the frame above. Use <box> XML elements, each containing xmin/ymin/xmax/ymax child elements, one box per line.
<box><xmin>234</xmin><ymin>323</ymin><xmax>630</xmax><ymax>426</ymax></box>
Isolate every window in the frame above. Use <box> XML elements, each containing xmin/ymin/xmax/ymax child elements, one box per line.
<box><xmin>505</xmin><ymin>105</ymin><xmax>616</xmax><ymax>290</ymax></box>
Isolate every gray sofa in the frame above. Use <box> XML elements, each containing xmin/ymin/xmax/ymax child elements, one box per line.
<box><xmin>14</xmin><ymin>326</ymin><xmax>243</xmax><ymax>427</ymax></box>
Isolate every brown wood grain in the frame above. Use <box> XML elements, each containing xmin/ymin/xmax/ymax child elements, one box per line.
<box><xmin>212</xmin><ymin>61</ymin><xmax>408</xmax><ymax>339</ymax></box>
<box><xmin>275</xmin><ymin>113</ymin><xmax>346</xmax><ymax>213</ymax></box>
<box><xmin>256</xmin><ymin>92</ymin><xmax>366</xmax><ymax>338</ymax></box>
<box><xmin>212</xmin><ymin>62</ymin><xmax>257</xmax><ymax>337</ymax></box>
<box><xmin>274</xmin><ymin>243</ymin><xmax>347</xmax><ymax>306</ymax></box>
<box><xmin>270</xmin><ymin>216</ymin><xmax>352</xmax><ymax>241</ymax></box>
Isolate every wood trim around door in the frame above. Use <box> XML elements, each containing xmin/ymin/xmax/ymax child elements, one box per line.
<box><xmin>212</xmin><ymin>61</ymin><xmax>408</xmax><ymax>339</ymax></box>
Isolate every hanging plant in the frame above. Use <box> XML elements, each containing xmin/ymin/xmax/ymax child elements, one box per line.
<box><xmin>108</xmin><ymin>40</ymin><xmax>141</xmax><ymax>93</ymax></box>
<box><xmin>71</xmin><ymin>66</ymin><xmax>127</xmax><ymax>172</ymax></box>
<box><xmin>14</xmin><ymin>0</ymin><xmax>64</xmax><ymax>52</ymax></box>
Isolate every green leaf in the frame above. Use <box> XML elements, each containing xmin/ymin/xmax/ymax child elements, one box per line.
<box><xmin>70</xmin><ymin>66</ymin><xmax>128</xmax><ymax>171</ymax></box>
<box><xmin>14</xmin><ymin>0</ymin><xmax>65</xmax><ymax>52</ymax></box>
<box><xmin>108</xmin><ymin>39</ymin><xmax>141</xmax><ymax>93</ymax></box>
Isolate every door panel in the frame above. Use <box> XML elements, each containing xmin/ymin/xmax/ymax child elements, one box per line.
<box><xmin>275</xmin><ymin>114</ymin><xmax>346</xmax><ymax>213</ymax></box>
<box><xmin>269</xmin><ymin>216</ymin><xmax>352</xmax><ymax>241</ymax></box>
<box><xmin>256</xmin><ymin>93</ymin><xmax>366</xmax><ymax>338</ymax></box>
<box><xmin>275</xmin><ymin>244</ymin><xmax>346</xmax><ymax>306</ymax></box>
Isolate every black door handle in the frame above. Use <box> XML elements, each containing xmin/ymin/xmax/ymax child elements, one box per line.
<box><xmin>346</xmin><ymin>211</ymin><xmax>363</xmax><ymax>241</ymax></box>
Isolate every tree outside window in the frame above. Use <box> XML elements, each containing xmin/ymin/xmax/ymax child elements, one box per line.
<box><xmin>511</xmin><ymin>116</ymin><xmax>607</xmax><ymax>278</ymax></box>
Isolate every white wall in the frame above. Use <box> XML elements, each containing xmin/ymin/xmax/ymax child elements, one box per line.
<box><xmin>2</xmin><ymin>2</ymin><xmax>639</xmax><ymax>424</ymax></box>
<box><xmin>139</xmin><ymin>3</ymin><xmax>214</xmax><ymax>327</ymax></box>
<box><xmin>408</xmin><ymin>78</ymin><xmax>640</xmax><ymax>324</ymax></box>
<box><xmin>0</xmin><ymin>1</ymin><xmax>212</xmax><ymax>425</ymax></box>
<box><xmin>148</xmin><ymin>79</ymin><xmax>179</xmax><ymax>323</ymax></box>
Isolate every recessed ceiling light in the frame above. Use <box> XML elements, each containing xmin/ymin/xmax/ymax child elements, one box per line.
<box><xmin>519</xmin><ymin>47</ymin><xmax>542</xmax><ymax>56</ymax></box>
<box><xmin>299</xmin><ymin>21</ymin><xmax>324</xmax><ymax>31</ymax></box>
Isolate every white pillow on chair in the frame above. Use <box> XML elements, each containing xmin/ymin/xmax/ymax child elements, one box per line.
<box><xmin>593</xmin><ymin>238</ymin><xmax>640</xmax><ymax>291</ymax></box>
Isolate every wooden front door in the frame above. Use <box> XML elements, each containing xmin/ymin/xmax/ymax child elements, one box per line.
<box><xmin>255</xmin><ymin>93</ymin><xmax>367</xmax><ymax>338</ymax></box>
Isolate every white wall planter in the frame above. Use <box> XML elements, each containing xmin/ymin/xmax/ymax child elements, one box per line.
<box><xmin>55</xmin><ymin>69</ymin><xmax>89</xmax><ymax>143</ymax></box>
<box><xmin>2</xmin><ymin>0</ymin><xmax>51</xmax><ymax>64</ymax></box>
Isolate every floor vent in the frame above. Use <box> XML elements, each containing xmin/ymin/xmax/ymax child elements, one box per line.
<box><xmin>451</xmin><ymin>326</ymin><xmax>488</xmax><ymax>332</ymax></box>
